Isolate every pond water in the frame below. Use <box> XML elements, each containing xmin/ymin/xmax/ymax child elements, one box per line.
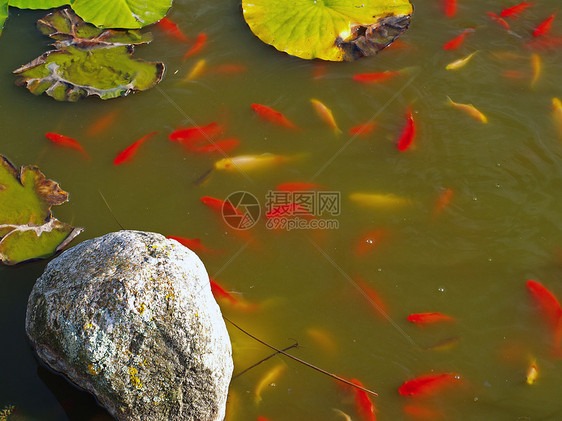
<box><xmin>2</xmin><ymin>0</ymin><xmax>562</xmax><ymax>419</ymax></box>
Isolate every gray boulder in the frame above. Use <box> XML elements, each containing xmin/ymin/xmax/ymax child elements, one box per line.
<box><xmin>25</xmin><ymin>230</ymin><xmax>233</xmax><ymax>421</ymax></box>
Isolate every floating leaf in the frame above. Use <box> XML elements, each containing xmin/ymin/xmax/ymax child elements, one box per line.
<box><xmin>0</xmin><ymin>154</ymin><xmax>82</xmax><ymax>265</ymax></box>
<box><xmin>0</xmin><ymin>0</ymin><xmax>7</xmax><ymax>36</ymax></box>
<box><xmin>8</xmin><ymin>0</ymin><xmax>69</xmax><ymax>9</ymax></box>
<box><xmin>37</xmin><ymin>8</ymin><xmax>153</xmax><ymax>48</ymax></box>
<box><xmin>242</xmin><ymin>0</ymin><xmax>413</xmax><ymax>61</ymax></box>
<box><xmin>71</xmin><ymin>0</ymin><xmax>172</xmax><ymax>29</ymax></box>
<box><xmin>13</xmin><ymin>9</ymin><xmax>164</xmax><ymax>101</ymax></box>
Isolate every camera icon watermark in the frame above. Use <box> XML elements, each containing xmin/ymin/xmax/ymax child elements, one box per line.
<box><xmin>220</xmin><ymin>190</ymin><xmax>340</xmax><ymax>231</ymax></box>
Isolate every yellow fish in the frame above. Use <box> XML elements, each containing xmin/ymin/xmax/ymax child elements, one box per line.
<box><xmin>447</xmin><ymin>96</ymin><xmax>488</xmax><ymax>123</ymax></box>
<box><xmin>531</xmin><ymin>53</ymin><xmax>541</xmax><ymax>87</ymax></box>
<box><xmin>446</xmin><ymin>51</ymin><xmax>478</xmax><ymax>70</ymax></box>
<box><xmin>526</xmin><ymin>359</ymin><xmax>538</xmax><ymax>385</ymax></box>
<box><xmin>182</xmin><ymin>59</ymin><xmax>206</xmax><ymax>81</ymax></box>
<box><xmin>311</xmin><ymin>98</ymin><xmax>342</xmax><ymax>134</ymax></box>
<box><xmin>254</xmin><ymin>364</ymin><xmax>285</xmax><ymax>403</ymax></box>
<box><xmin>349</xmin><ymin>192</ymin><xmax>411</xmax><ymax>209</ymax></box>
<box><xmin>214</xmin><ymin>153</ymin><xmax>297</xmax><ymax>171</ymax></box>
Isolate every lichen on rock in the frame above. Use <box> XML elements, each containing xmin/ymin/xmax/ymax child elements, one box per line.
<box><xmin>26</xmin><ymin>230</ymin><xmax>232</xmax><ymax>421</ymax></box>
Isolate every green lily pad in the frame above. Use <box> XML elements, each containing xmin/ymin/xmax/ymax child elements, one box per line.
<box><xmin>0</xmin><ymin>0</ymin><xmax>7</xmax><ymax>36</ymax></box>
<box><xmin>71</xmin><ymin>0</ymin><xmax>172</xmax><ymax>29</ymax></box>
<box><xmin>13</xmin><ymin>9</ymin><xmax>164</xmax><ymax>101</ymax></box>
<box><xmin>242</xmin><ymin>0</ymin><xmax>413</xmax><ymax>61</ymax></box>
<box><xmin>8</xmin><ymin>0</ymin><xmax>69</xmax><ymax>9</ymax></box>
<box><xmin>0</xmin><ymin>154</ymin><xmax>82</xmax><ymax>265</ymax></box>
<box><xmin>37</xmin><ymin>8</ymin><xmax>153</xmax><ymax>49</ymax></box>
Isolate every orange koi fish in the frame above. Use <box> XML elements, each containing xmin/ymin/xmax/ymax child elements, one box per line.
<box><xmin>265</xmin><ymin>202</ymin><xmax>312</xmax><ymax>219</ymax></box>
<box><xmin>183</xmin><ymin>59</ymin><xmax>206</xmax><ymax>81</ymax></box>
<box><xmin>200</xmin><ymin>196</ymin><xmax>243</xmax><ymax>216</ymax></box>
<box><xmin>444</xmin><ymin>0</ymin><xmax>456</xmax><ymax>17</ymax></box>
<box><xmin>398</xmin><ymin>373</ymin><xmax>461</xmax><ymax>397</ymax></box>
<box><xmin>306</xmin><ymin>327</ymin><xmax>337</xmax><ymax>355</ymax></box>
<box><xmin>531</xmin><ymin>53</ymin><xmax>541</xmax><ymax>87</ymax></box>
<box><xmin>157</xmin><ymin>17</ymin><xmax>189</xmax><ymax>42</ymax></box>
<box><xmin>311</xmin><ymin>98</ymin><xmax>341</xmax><ymax>134</ymax></box>
<box><xmin>500</xmin><ymin>1</ymin><xmax>533</xmax><ymax>18</ymax></box>
<box><xmin>256</xmin><ymin>417</ymin><xmax>272</xmax><ymax>421</ymax></box>
<box><xmin>251</xmin><ymin>104</ymin><xmax>298</xmax><ymax>130</ymax></box>
<box><xmin>487</xmin><ymin>12</ymin><xmax>511</xmax><ymax>30</ymax></box>
<box><xmin>526</xmin><ymin>359</ymin><xmax>538</xmax><ymax>385</ymax></box>
<box><xmin>113</xmin><ymin>131</ymin><xmax>158</xmax><ymax>165</ymax></box>
<box><xmin>403</xmin><ymin>404</ymin><xmax>444</xmax><ymax>420</ymax></box>
<box><xmin>525</xmin><ymin>36</ymin><xmax>562</xmax><ymax>51</ymax></box>
<box><xmin>183</xmin><ymin>32</ymin><xmax>207</xmax><ymax>59</ymax></box>
<box><xmin>526</xmin><ymin>280</ymin><xmax>562</xmax><ymax>352</ymax></box>
<box><xmin>533</xmin><ymin>13</ymin><xmax>556</xmax><ymax>37</ymax></box>
<box><xmin>169</xmin><ymin>122</ymin><xmax>223</xmax><ymax>145</ymax></box>
<box><xmin>352</xmin><ymin>70</ymin><xmax>400</xmax><ymax>83</ymax></box>
<box><xmin>313</xmin><ymin>62</ymin><xmax>326</xmax><ymax>80</ymax></box>
<box><xmin>446</xmin><ymin>97</ymin><xmax>488</xmax><ymax>123</ymax></box>
<box><xmin>351</xmin><ymin>378</ymin><xmax>376</xmax><ymax>421</ymax></box>
<box><xmin>349</xmin><ymin>122</ymin><xmax>376</xmax><ymax>136</ymax></box>
<box><xmin>209</xmin><ymin>278</ymin><xmax>238</xmax><ymax>304</ymax></box>
<box><xmin>45</xmin><ymin>132</ymin><xmax>89</xmax><ymax>159</ymax></box>
<box><xmin>167</xmin><ymin>236</ymin><xmax>219</xmax><ymax>254</ymax></box>
<box><xmin>407</xmin><ymin>312</ymin><xmax>455</xmax><ymax>325</ymax></box>
<box><xmin>443</xmin><ymin>28</ymin><xmax>474</xmax><ymax>50</ymax></box>
<box><xmin>433</xmin><ymin>188</ymin><xmax>453</xmax><ymax>216</ymax></box>
<box><xmin>355</xmin><ymin>276</ymin><xmax>389</xmax><ymax>319</ymax></box>
<box><xmin>211</xmin><ymin>64</ymin><xmax>247</xmax><ymax>75</ymax></box>
<box><xmin>193</xmin><ymin>138</ymin><xmax>239</xmax><ymax>154</ymax></box>
<box><xmin>355</xmin><ymin>229</ymin><xmax>387</xmax><ymax>256</ymax></box>
<box><xmin>396</xmin><ymin>107</ymin><xmax>416</xmax><ymax>151</ymax></box>
<box><xmin>86</xmin><ymin>110</ymin><xmax>119</xmax><ymax>136</ymax></box>
<box><xmin>502</xmin><ymin>70</ymin><xmax>528</xmax><ymax>79</ymax></box>
<box><xmin>276</xmin><ymin>182</ymin><xmax>321</xmax><ymax>191</ymax></box>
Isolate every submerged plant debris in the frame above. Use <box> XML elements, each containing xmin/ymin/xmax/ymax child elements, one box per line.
<box><xmin>0</xmin><ymin>154</ymin><xmax>82</xmax><ymax>265</ymax></box>
<box><xmin>13</xmin><ymin>9</ymin><xmax>165</xmax><ymax>101</ymax></box>
<box><xmin>242</xmin><ymin>0</ymin><xmax>413</xmax><ymax>61</ymax></box>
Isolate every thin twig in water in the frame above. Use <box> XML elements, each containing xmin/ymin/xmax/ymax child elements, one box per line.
<box><xmin>223</xmin><ymin>316</ymin><xmax>378</xmax><ymax>397</ymax></box>
<box><xmin>98</xmin><ymin>190</ymin><xmax>124</xmax><ymax>230</ymax></box>
<box><xmin>232</xmin><ymin>341</ymin><xmax>299</xmax><ymax>380</ymax></box>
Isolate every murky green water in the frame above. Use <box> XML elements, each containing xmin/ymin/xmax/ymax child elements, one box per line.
<box><xmin>2</xmin><ymin>0</ymin><xmax>562</xmax><ymax>419</ymax></box>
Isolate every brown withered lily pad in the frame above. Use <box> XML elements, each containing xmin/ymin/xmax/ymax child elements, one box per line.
<box><xmin>0</xmin><ymin>154</ymin><xmax>82</xmax><ymax>265</ymax></box>
<box><xmin>242</xmin><ymin>0</ymin><xmax>413</xmax><ymax>61</ymax></box>
<box><xmin>13</xmin><ymin>9</ymin><xmax>165</xmax><ymax>101</ymax></box>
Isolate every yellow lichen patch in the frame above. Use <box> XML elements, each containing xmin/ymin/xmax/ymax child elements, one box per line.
<box><xmin>128</xmin><ymin>366</ymin><xmax>143</xmax><ymax>389</ymax></box>
<box><xmin>88</xmin><ymin>363</ymin><xmax>101</xmax><ymax>375</ymax></box>
<box><xmin>138</xmin><ymin>303</ymin><xmax>145</xmax><ymax>314</ymax></box>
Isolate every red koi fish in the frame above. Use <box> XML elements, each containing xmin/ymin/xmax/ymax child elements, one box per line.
<box><xmin>45</xmin><ymin>133</ymin><xmax>89</xmax><ymax>159</ymax></box>
<box><xmin>443</xmin><ymin>29</ymin><xmax>475</xmax><ymax>50</ymax></box>
<box><xmin>167</xmin><ymin>236</ymin><xmax>219</xmax><ymax>254</ymax></box>
<box><xmin>487</xmin><ymin>12</ymin><xmax>511</xmax><ymax>30</ymax></box>
<box><xmin>276</xmin><ymin>182</ymin><xmax>321</xmax><ymax>191</ymax></box>
<box><xmin>183</xmin><ymin>32</ymin><xmax>207</xmax><ymax>59</ymax></box>
<box><xmin>500</xmin><ymin>1</ymin><xmax>533</xmax><ymax>18</ymax></box>
<box><xmin>403</xmin><ymin>404</ymin><xmax>444</xmax><ymax>420</ymax></box>
<box><xmin>113</xmin><ymin>131</ymin><xmax>158</xmax><ymax>165</ymax></box>
<box><xmin>525</xmin><ymin>36</ymin><xmax>562</xmax><ymax>50</ymax></box>
<box><xmin>169</xmin><ymin>122</ymin><xmax>223</xmax><ymax>145</ymax></box>
<box><xmin>533</xmin><ymin>14</ymin><xmax>556</xmax><ymax>37</ymax></box>
<box><xmin>349</xmin><ymin>122</ymin><xmax>376</xmax><ymax>136</ymax></box>
<box><xmin>407</xmin><ymin>312</ymin><xmax>455</xmax><ymax>325</ymax></box>
<box><xmin>313</xmin><ymin>62</ymin><xmax>326</xmax><ymax>80</ymax></box>
<box><xmin>257</xmin><ymin>417</ymin><xmax>272</xmax><ymax>421</ymax></box>
<box><xmin>157</xmin><ymin>17</ymin><xmax>189</xmax><ymax>43</ymax></box>
<box><xmin>193</xmin><ymin>138</ymin><xmax>239</xmax><ymax>154</ymax></box>
<box><xmin>432</xmin><ymin>188</ymin><xmax>453</xmax><ymax>216</ymax></box>
<box><xmin>251</xmin><ymin>104</ymin><xmax>298</xmax><ymax>130</ymax></box>
<box><xmin>200</xmin><ymin>196</ymin><xmax>243</xmax><ymax>216</ymax></box>
<box><xmin>444</xmin><ymin>0</ymin><xmax>456</xmax><ymax>17</ymax></box>
<box><xmin>265</xmin><ymin>202</ymin><xmax>312</xmax><ymax>219</ymax></box>
<box><xmin>86</xmin><ymin>110</ymin><xmax>119</xmax><ymax>136</ymax></box>
<box><xmin>527</xmin><ymin>280</ymin><xmax>562</xmax><ymax>353</ymax></box>
<box><xmin>351</xmin><ymin>378</ymin><xmax>376</xmax><ymax>421</ymax></box>
<box><xmin>396</xmin><ymin>107</ymin><xmax>416</xmax><ymax>151</ymax></box>
<box><xmin>209</xmin><ymin>278</ymin><xmax>238</xmax><ymax>304</ymax></box>
<box><xmin>398</xmin><ymin>373</ymin><xmax>461</xmax><ymax>397</ymax></box>
<box><xmin>355</xmin><ymin>229</ymin><xmax>387</xmax><ymax>257</ymax></box>
<box><xmin>353</xmin><ymin>70</ymin><xmax>400</xmax><ymax>83</ymax></box>
<box><xmin>502</xmin><ymin>70</ymin><xmax>527</xmax><ymax>79</ymax></box>
<box><xmin>355</xmin><ymin>276</ymin><xmax>389</xmax><ymax>319</ymax></box>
